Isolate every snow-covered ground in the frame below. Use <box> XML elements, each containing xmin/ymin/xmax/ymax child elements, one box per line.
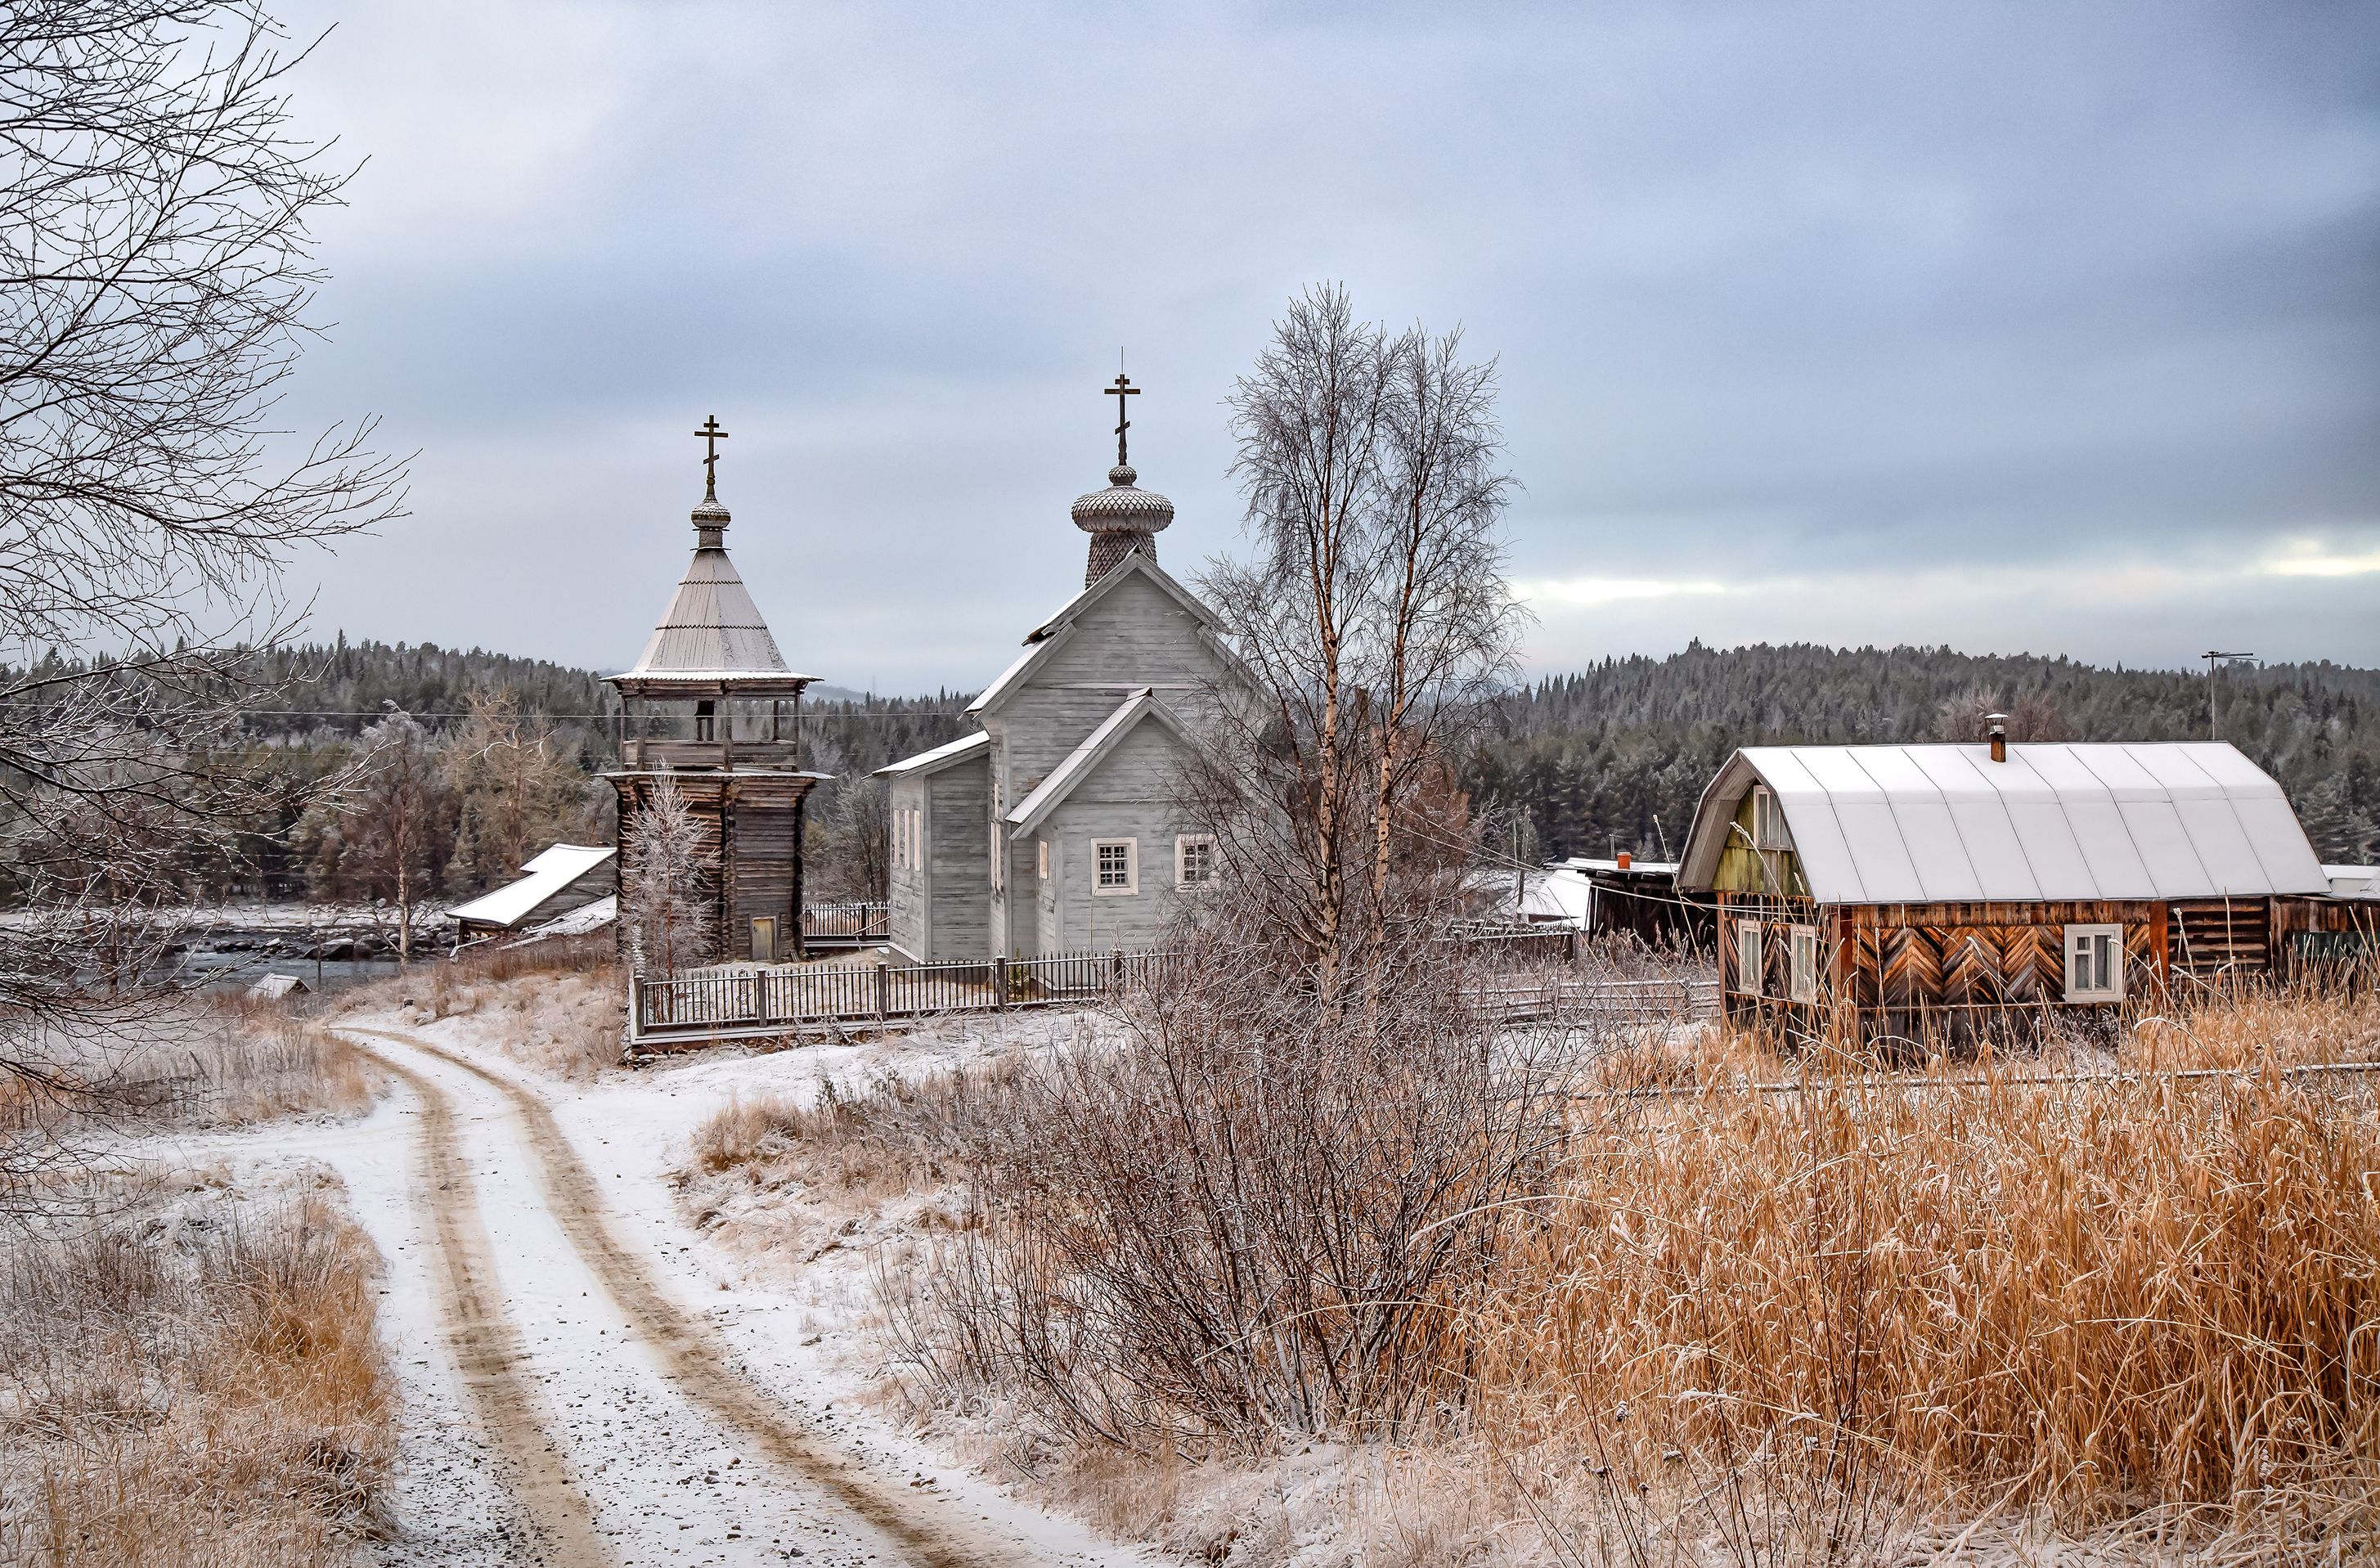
<box><xmin>149</xmin><ymin>1003</ymin><xmax>1152</xmax><ymax>1568</ymax></box>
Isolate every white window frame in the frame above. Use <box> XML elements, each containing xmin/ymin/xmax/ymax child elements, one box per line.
<box><xmin>1093</xmin><ymin>837</ymin><xmax>1138</xmax><ymax>896</ymax></box>
<box><xmin>1734</xmin><ymin>919</ymin><xmax>1763</xmax><ymax>996</ymax></box>
<box><xmin>1789</xmin><ymin>923</ymin><xmax>1820</xmax><ymax>1004</ymax></box>
<box><xmin>1037</xmin><ymin>838</ymin><xmax>1050</xmax><ymax>881</ymax></box>
<box><xmin>2063</xmin><ymin>923</ymin><xmax>2125</xmax><ymax>1003</ymax></box>
<box><xmin>1175</xmin><ymin>833</ymin><xmax>1216</xmax><ymax>890</ymax></box>
<box><xmin>1753</xmin><ymin>785</ymin><xmax>1794</xmax><ymax>851</ymax></box>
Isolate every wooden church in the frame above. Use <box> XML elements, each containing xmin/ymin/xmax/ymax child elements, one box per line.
<box><xmin>608</xmin><ymin>420</ymin><xmax>827</xmax><ymax>967</ymax></box>
<box><xmin>878</xmin><ymin>379</ymin><xmax>1246</xmax><ymax>961</ymax></box>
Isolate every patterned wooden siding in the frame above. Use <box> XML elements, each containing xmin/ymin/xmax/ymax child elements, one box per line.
<box><xmin>1719</xmin><ymin>893</ymin><xmax>2180</xmax><ymax>1013</ymax></box>
<box><xmin>2168</xmin><ymin>899</ymin><xmax>2270</xmax><ymax>979</ymax></box>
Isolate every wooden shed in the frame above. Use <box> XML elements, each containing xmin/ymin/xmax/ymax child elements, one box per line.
<box><xmin>1675</xmin><ymin>739</ymin><xmax>2360</xmax><ymax>1045</ymax></box>
<box><xmin>451</xmin><ymin>844</ymin><xmax>617</xmax><ymax>943</ymax></box>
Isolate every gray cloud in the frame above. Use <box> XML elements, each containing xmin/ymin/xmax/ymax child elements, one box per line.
<box><xmin>271</xmin><ymin>0</ymin><xmax>2380</xmax><ymax>685</ymax></box>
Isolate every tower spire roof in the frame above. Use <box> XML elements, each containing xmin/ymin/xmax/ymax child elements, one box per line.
<box><xmin>609</xmin><ymin>415</ymin><xmax>811</xmax><ymax>688</ymax></box>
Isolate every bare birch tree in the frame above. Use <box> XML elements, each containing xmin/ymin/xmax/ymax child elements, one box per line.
<box><xmin>1200</xmin><ymin>283</ymin><xmax>1522</xmax><ymax>995</ymax></box>
<box><xmin>622</xmin><ymin>773</ymin><xmax>715</xmax><ymax>975</ymax></box>
<box><xmin>0</xmin><ymin>2</ymin><xmax>402</xmax><ymax>1120</ymax></box>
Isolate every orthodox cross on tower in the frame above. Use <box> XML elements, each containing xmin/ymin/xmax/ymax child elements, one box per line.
<box><xmin>1103</xmin><ymin>373</ymin><xmax>1138</xmax><ymax>466</ymax></box>
<box><xmin>694</xmin><ymin>414</ymin><xmax>730</xmax><ymax>497</ymax></box>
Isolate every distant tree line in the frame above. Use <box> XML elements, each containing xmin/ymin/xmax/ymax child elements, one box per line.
<box><xmin>26</xmin><ymin>632</ymin><xmax>2366</xmax><ymax>910</ymax></box>
<box><xmin>2</xmin><ymin>637</ymin><xmax>978</xmax><ymax>906</ymax></box>
<box><xmin>1465</xmin><ymin>642</ymin><xmax>2380</xmax><ymax>866</ymax></box>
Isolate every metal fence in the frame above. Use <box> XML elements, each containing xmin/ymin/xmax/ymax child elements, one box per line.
<box><xmin>631</xmin><ymin>949</ymin><xmax>1167</xmax><ymax>1044</ymax></box>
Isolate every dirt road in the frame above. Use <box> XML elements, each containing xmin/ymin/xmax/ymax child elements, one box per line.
<box><xmin>335</xmin><ymin>1025</ymin><xmax>1133</xmax><ymax>1568</ymax></box>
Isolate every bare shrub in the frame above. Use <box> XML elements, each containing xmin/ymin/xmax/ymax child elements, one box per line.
<box><xmin>888</xmin><ymin>919</ymin><xmax>1577</xmax><ymax>1454</ymax></box>
<box><xmin>0</xmin><ymin>1189</ymin><xmax>395</xmax><ymax>1565</ymax></box>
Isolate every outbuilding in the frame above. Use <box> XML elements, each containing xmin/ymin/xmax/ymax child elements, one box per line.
<box><xmin>1674</xmin><ymin>737</ymin><xmax>2357</xmax><ymax>1045</ymax></box>
<box><xmin>451</xmin><ymin>844</ymin><xmax>618</xmax><ymax>945</ymax></box>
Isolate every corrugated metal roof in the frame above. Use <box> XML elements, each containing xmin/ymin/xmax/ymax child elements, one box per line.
<box><xmin>1677</xmin><ymin>742</ymin><xmax>2328</xmax><ymax>905</ymax></box>
<box><xmin>619</xmin><ymin>540</ymin><xmax>802</xmax><ymax>681</ymax></box>
<box><xmin>450</xmin><ymin>844</ymin><xmax>617</xmax><ymax>928</ymax></box>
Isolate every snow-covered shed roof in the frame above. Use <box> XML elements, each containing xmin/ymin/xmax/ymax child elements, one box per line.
<box><xmin>874</xmin><ymin>730</ymin><xmax>990</xmax><ymax>780</ymax></box>
<box><xmin>2328</xmin><ymin>865</ymin><xmax>2380</xmax><ymax>901</ymax></box>
<box><xmin>1677</xmin><ymin>742</ymin><xmax>2328</xmax><ymax>905</ymax></box>
<box><xmin>450</xmin><ymin>844</ymin><xmax>617</xmax><ymax>929</ymax></box>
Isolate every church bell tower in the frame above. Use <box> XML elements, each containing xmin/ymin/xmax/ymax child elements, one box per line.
<box><xmin>607</xmin><ymin>416</ymin><xmax>828</xmax><ymax>968</ymax></box>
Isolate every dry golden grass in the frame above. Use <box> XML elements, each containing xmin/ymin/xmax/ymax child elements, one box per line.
<box><xmin>1462</xmin><ymin>982</ymin><xmax>2380</xmax><ymax>1562</ymax></box>
<box><xmin>0</xmin><ymin>1188</ymin><xmax>395</xmax><ymax>1566</ymax></box>
<box><xmin>346</xmin><ymin>935</ymin><xmax>624</xmax><ymax>1078</ymax></box>
<box><xmin>187</xmin><ymin>999</ymin><xmax>380</xmax><ymax>1125</ymax></box>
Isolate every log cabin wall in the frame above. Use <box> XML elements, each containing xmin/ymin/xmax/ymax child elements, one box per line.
<box><xmin>609</xmin><ymin>771</ymin><xmax>814</xmax><ymax>966</ymax></box>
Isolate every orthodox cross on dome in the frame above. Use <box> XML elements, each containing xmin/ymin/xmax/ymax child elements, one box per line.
<box><xmin>694</xmin><ymin>414</ymin><xmax>730</xmax><ymax>497</ymax></box>
<box><xmin>1103</xmin><ymin>372</ymin><xmax>1138</xmax><ymax>466</ymax></box>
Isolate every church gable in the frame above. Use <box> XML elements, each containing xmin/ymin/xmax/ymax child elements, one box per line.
<box><xmin>1029</xmin><ymin>571</ymin><xmax>1219</xmax><ymax>692</ymax></box>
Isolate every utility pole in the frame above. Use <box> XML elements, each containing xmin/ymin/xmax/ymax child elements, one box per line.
<box><xmin>2202</xmin><ymin>650</ymin><xmax>2252</xmax><ymax>742</ymax></box>
<box><xmin>1511</xmin><ymin>817</ymin><xmax>1523</xmax><ymax>922</ymax></box>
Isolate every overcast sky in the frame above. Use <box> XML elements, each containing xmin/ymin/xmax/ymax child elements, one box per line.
<box><xmin>271</xmin><ymin>0</ymin><xmax>2380</xmax><ymax>691</ymax></box>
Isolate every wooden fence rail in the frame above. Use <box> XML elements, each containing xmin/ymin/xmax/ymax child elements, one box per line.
<box><xmin>631</xmin><ymin>949</ymin><xmax>1168</xmax><ymax>1043</ymax></box>
<box><xmin>629</xmin><ymin>946</ymin><xmax>1717</xmax><ymax>1048</ymax></box>
<box><xmin>800</xmin><ymin>900</ymin><xmax>890</xmax><ymax>944</ymax></box>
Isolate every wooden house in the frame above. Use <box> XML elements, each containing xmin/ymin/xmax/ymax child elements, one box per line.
<box><xmin>1675</xmin><ymin>736</ymin><xmax>2354</xmax><ymax>1044</ymax></box>
<box><xmin>877</xmin><ymin>386</ymin><xmax>1247</xmax><ymax>962</ymax></box>
<box><xmin>605</xmin><ymin>429</ymin><xmax>829</xmax><ymax>967</ymax></box>
<box><xmin>451</xmin><ymin>843</ymin><xmax>617</xmax><ymax>943</ymax></box>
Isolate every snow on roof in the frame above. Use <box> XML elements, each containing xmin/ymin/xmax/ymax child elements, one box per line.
<box><xmin>450</xmin><ymin>844</ymin><xmax>617</xmax><ymax>928</ymax></box>
<box><xmin>247</xmin><ymin>972</ymin><xmax>310</xmax><ymax>999</ymax></box>
<box><xmin>506</xmin><ymin>894</ymin><xmax>617</xmax><ymax>945</ymax></box>
<box><xmin>2327</xmin><ymin>865</ymin><xmax>2380</xmax><ymax>900</ymax></box>
<box><xmin>874</xmin><ymin>730</ymin><xmax>990</xmax><ymax>778</ymax></box>
<box><xmin>1677</xmin><ymin>742</ymin><xmax>2328</xmax><ymax>905</ymax></box>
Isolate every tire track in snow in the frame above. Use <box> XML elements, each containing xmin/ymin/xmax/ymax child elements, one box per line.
<box><xmin>368</xmin><ymin>1048</ymin><xmax>615</xmax><ymax>1568</ymax></box>
<box><xmin>343</xmin><ymin>1026</ymin><xmax>1032</xmax><ymax>1568</ymax></box>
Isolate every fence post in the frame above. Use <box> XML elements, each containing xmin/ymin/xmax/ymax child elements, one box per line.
<box><xmin>874</xmin><ymin>962</ymin><xmax>890</xmax><ymax>1020</ymax></box>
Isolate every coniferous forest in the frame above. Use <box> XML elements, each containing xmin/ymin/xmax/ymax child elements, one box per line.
<box><xmin>78</xmin><ymin>636</ymin><xmax>2373</xmax><ymax>904</ymax></box>
<box><xmin>1467</xmin><ymin>643</ymin><xmax>2380</xmax><ymax>865</ymax></box>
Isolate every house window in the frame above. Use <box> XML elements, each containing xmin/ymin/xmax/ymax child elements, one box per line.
<box><xmin>1093</xmin><ymin>838</ymin><xmax>1138</xmax><ymax>896</ymax></box>
<box><xmin>2064</xmin><ymin>924</ymin><xmax>2125</xmax><ymax>1002</ymax></box>
<box><xmin>1753</xmin><ymin>785</ymin><xmax>1794</xmax><ymax>851</ymax></box>
<box><xmin>1789</xmin><ymin>923</ymin><xmax>1819</xmax><ymax>1004</ymax></box>
<box><xmin>1037</xmin><ymin>838</ymin><xmax>1050</xmax><ymax>881</ymax></box>
<box><xmin>1734</xmin><ymin>919</ymin><xmax>1763</xmax><ymax>996</ymax></box>
<box><xmin>1176</xmin><ymin>833</ymin><xmax>1215</xmax><ymax>889</ymax></box>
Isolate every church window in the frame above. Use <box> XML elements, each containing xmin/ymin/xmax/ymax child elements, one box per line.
<box><xmin>1037</xmin><ymin>838</ymin><xmax>1050</xmax><ymax>880</ymax></box>
<box><xmin>1175</xmin><ymin>834</ymin><xmax>1215</xmax><ymax>889</ymax></box>
<box><xmin>1094</xmin><ymin>838</ymin><xmax>1138</xmax><ymax>896</ymax></box>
